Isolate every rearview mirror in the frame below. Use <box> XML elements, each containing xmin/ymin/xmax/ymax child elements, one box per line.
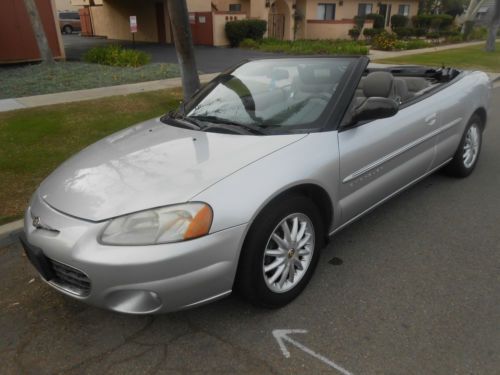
<box><xmin>351</xmin><ymin>97</ymin><xmax>399</xmax><ymax>125</ymax></box>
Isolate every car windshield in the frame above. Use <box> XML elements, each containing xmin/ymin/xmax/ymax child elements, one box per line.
<box><xmin>184</xmin><ymin>58</ymin><xmax>354</xmax><ymax>132</ymax></box>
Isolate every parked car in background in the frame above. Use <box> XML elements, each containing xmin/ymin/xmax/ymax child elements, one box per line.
<box><xmin>20</xmin><ymin>57</ymin><xmax>491</xmax><ymax>314</ymax></box>
<box><xmin>59</xmin><ymin>11</ymin><xmax>81</xmax><ymax>34</ymax></box>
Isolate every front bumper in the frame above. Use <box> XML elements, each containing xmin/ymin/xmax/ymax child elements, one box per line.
<box><xmin>23</xmin><ymin>194</ymin><xmax>247</xmax><ymax>314</ymax></box>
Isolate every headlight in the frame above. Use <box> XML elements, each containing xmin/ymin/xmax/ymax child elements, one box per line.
<box><xmin>100</xmin><ymin>203</ymin><xmax>213</xmax><ymax>245</ymax></box>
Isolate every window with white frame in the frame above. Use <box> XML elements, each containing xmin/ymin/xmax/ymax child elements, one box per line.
<box><xmin>357</xmin><ymin>3</ymin><xmax>373</xmax><ymax>17</ymax></box>
<box><xmin>317</xmin><ymin>3</ymin><xmax>336</xmax><ymax>20</ymax></box>
<box><xmin>398</xmin><ymin>4</ymin><xmax>410</xmax><ymax>16</ymax></box>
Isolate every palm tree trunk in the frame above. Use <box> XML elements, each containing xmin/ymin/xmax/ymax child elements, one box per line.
<box><xmin>166</xmin><ymin>0</ymin><xmax>200</xmax><ymax>101</ymax></box>
<box><xmin>23</xmin><ymin>0</ymin><xmax>54</xmax><ymax>63</ymax></box>
<box><xmin>485</xmin><ymin>0</ymin><xmax>500</xmax><ymax>52</ymax></box>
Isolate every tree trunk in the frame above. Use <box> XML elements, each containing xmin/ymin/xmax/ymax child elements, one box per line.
<box><xmin>166</xmin><ymin>0</ymin><xmax>200</xmax><ymax>102</ymax></box>
<box><xmin>485</xmin><ymin>0</ymin><xmax>500</xmax><ymax>52</ymax></box>
<box><xmin>23</xmin><ymin>0</ymin><xmax>54</xmax><ymax>63</ymax></box>
<box><xmin>461</xmin><ymin>0</ymin><xmax>481</xmax><ymax>33</ymax></box>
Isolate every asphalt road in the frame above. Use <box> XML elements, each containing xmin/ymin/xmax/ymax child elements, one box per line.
<box><xmin>63</xmin><ymin>34</ymin><xmax>286</xmax><ymax>73</ymax></box>
<box><xmin>1</xmin><ymin>88</ymin><xmax>499</xmax><ymax>374</ymax></box>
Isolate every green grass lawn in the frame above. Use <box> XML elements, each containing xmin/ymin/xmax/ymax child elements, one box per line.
<box><xmin>0</xmin><ymin>89</ymin><xmax>182</xmax><ymax>225</ymax></box>
<box><xmin>0</xmin><ymin>62</ymin><xmax>181</xmax><ymax>99</ymax></box>
<box><xmin>375</xmin><ymin>42</ymin><xmax>500</xmax><ymax>72</ymax></box>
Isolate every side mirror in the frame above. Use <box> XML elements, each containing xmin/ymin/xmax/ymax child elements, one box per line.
<box><xmin>351</xmin><ymin>97</ymin><xmax>399</xmax><ymax>125</ymax></box>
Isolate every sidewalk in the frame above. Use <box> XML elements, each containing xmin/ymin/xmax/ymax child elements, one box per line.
<box><xmin>370</xmin><ymin>39</ymin><xmax>500</xmax><ymax>60</ymax></box>
<box><xmin>0</xmin><ymin>73</ymin><xmax>219</xmax><ymax>113</ymax></box>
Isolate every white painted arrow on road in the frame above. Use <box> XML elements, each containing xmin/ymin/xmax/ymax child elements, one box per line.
<box><xmin>272</xmin><ymin>329</ymin><xmax>353</xmax><ymax>375</ymax></box>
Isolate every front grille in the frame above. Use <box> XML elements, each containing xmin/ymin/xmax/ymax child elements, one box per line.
<box><xmin>48</xmin><ymin>259</ymin><xmax>91</xmax><ymax>297</ymax></box>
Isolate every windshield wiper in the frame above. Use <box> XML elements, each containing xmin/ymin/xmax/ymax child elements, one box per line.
<box><xmin>189</xmin><ymin>115</ymin><xmax>268</xmax><ymax>135</ymax></box>
<box><xmin>160</xmin><ymin>112</ymin><xmax>203</xmax><ymax>130</ymax></box>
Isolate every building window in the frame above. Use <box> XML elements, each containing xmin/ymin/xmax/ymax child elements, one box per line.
<box><xmin>398</xmin><ymin>4</ymin><xmax>410</xmax><ymax>16</ymax></box>
<box><xmin>357</xmin><ymin>3</ymin><xmax>373</xmax><ymax>17</ymax></box>
<box><xmin>229</xmin><ymin>3</ymin><xmax>242</xmax><ymax>12</ymax></box>
<box><xmin>317</xmin><ymin>3</ymin><xmax>336</xmax><ymax>20</ymax></box>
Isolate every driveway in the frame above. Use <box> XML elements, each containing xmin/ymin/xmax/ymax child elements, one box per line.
<box><xmin>63</xmin><ymin>34</ymin><xmax>286</xmax><ymax>73</ymax></box>
<box><xmin>1</xmin><ymin>88</ymin><xmax>499</xmax><ymax>374</ymax></box>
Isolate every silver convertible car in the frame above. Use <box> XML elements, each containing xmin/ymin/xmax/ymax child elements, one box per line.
<box><xmin>21</xmin><ymin>56</ymin><xmax>491</xmax><ymax>314</ymax></box>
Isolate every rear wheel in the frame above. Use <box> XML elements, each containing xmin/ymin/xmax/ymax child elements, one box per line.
<box><xmin>63</xmin><ymin>25</ymin><xmax>73</xmax><ymax>34</ymax></box>
<box><xmin>236</xmin><ymin>195</ymin><xmax>324</xmax><ymax>308</ymax></box>
<box><xmin>444</xmin><ymin>114</ymin><xmax>483</xmax><ymax>178</ymax></box>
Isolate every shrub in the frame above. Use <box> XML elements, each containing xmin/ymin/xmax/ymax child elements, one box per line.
<box><xmin>430</xmin><ymin>17</ymin><xmax>442</xmax><ymax>31</ymax></box>
<box><xmin>239</xmin><ymin>38</ymin><xmax>259</xmax><ymax>49</ymax></box>
<box><xmin>353</xmin><ymin>15</ymin><xmax>365</xmax><ymax>30</ymax></box>
<box><xmin>426</xmin><ymin>31</ymin><xmax>440</xmax><ymax>40</ymax></box>
<box><xmin>411</xmin><ymin>14</ymin><xmax>454</xmax><ymax>32</ymax></box>
<box><xmin>254</xmin><ymin>38</ymin><xmax>369</xmax><ymax>55</ymax></box>
<box><xmin>363</xmin><ymin>28</ymin><xmax>381</xmax><ymax>40</ymax></box>
<box><xmin>372</xmin><ymin>32</ymin><xmax>397</xmax><ymax>50</ymax></box>
<box><xmin>348</xmin><ymin>28</ymin><xmax>361</xmax><ymax>41</ymax></box>
<box><xmin>469</xmin><ymin>26</ymin><xmax>488</xmax><ymax>40</ymax></box>
<box><xmin>366</xmin><ymin>13</ymin><xmax>385</xmax><ymax>29</ymax></box>
<box><xmin>394</xmin><ymin>39</ymin><xmax>429</xmax><ymax>50</ymax></box>
<box><xmin>437</xmin><ymin>14</ymin><xmax>454</xmax><ymax>30</ymax></box>
<box><xmin>412</xmin><ymin>14</ymin><xmax>432</xmax><ymax>30</ymax></box>
<box><xmin>393</xmin><ymin>27</ymin><xmax>414</xmax><ymax>39</ymax></box>
<box><xmin>415</xmin><ymin>28</ymin><xmax>427</xmax><ymax>37</ymax></box>
<box><xmin>83</xmin><ymin>45</ymin><xmax>151</xmax><ymax>67</ymax></box>
<box><xmin>391</xmin><ymin>15</ymin><xmax>409</xmax><ymax>29</ymax></box>
<box><xmin>463</xmin><ymin>20</ymin><xmax>475</xmax><ymax>40</ymax></box>
<box><xmin>225</xmin><ymin>19</ymin><xmax>267</xmax><ymax>47</ymax></box>
<box><xmin>445</xmin><ymin>34</ymin><xmax>464</xmax><ymax>43</ymax></box>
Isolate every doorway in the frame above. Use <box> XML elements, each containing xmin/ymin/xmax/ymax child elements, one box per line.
<box><xmin>269</xmin><ymin>14</ymin><xmax>285</xmax><ymax>39</ymax></box>
<box><xmin>155</xmin><ymin>2</ymin><xmax>166</xmax><ymax>43</ymax></box>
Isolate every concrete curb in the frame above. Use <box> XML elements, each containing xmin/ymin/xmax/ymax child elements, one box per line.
<box><xmin>0</xmin><ymin>220</ymin><xmax>23</xmax><ymax>247</ymax></box>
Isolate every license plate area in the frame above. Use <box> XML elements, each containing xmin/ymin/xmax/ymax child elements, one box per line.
<box><xmin>19</xmin><ymin>234</ymin><xmax>56</xmax><ymax>281</ymax></box>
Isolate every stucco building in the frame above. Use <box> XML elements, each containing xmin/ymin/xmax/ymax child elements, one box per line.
<box><xmin>71</xmin><ymin>0</ymin><xmax>419</xmax><ymax>46</ymax></box>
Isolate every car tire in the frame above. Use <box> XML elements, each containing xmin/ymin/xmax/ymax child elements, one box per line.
<box><xmin>236</xmin><ymin>194</ymin><xmax>324</xmax><ymax>308</ymax></box>
<box><xmin>444</xmin><ymin>114</ymin><xmax>483</xmax><ymax>178</ymax></box>
<box><xmin>63</xmin><ymin>25</ymin><xmax>73</xmax><ymax>34</ymax></box>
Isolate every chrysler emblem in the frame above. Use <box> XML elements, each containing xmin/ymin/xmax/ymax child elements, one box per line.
<box><xmin>32</xmin><ymin>216</ymin><xmax>58</xmax><ymax>233</ymax></box>
<box><xmin>32</xmin><ymin>216</ymin><xmax>41</xmax><ymax>227</ymax></box>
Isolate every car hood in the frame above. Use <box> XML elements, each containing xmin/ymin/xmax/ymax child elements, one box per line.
<box><xmin>38</xmin><ymin>118</ymin><xmax>306</xmax><ymax>221</ymax></box>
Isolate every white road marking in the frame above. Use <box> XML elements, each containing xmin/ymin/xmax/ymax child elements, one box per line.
<box><xmin>272</xmin><ymin>329</ymin><xmax>353</xmax><ymax>375</ymax></box>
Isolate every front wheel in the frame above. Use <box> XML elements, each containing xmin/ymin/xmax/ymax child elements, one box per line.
<box><xmin>236</xmin><ymin>195</ymin><xmax>324</xmax><ymax>308</ymax></box>
<box><xmin>63</xmin><ymin>25</ymin><xmax>73</xmax><ymax>34</ymax></box>
<box><xmin>444</xmin><ymin>114</ymin><xmax>483</xmax><ymax>178</ymax></box>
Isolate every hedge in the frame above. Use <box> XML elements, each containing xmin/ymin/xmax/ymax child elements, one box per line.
<box><xmin>83</xmin><ymin>45</ymin><xmax>151</xmax><ymax>67</ymax></box>
<box><xmin>366</xmin><ymin>13</ymin><xmax>385</xmax><ymax>29</ymax></box>
<box><xmin>390</xmin><ymin>15</ymin><xmax>409</xmax><ymax>29</ymax></box>
<box><xmin>225</xmin><ymin>19</ymin><xmax>267</xmax><ymax>47</ymax></box>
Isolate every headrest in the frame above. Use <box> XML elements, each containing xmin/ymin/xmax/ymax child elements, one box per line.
<box><xmin>363</xmin><ymin>71</ymin><xmax>394</xmax><ymax>98</ymax></box>
<box><xmin>393</xmin><ymin>78</ymin><xmax>410</xmax><ymax>102</ymax></box>
<box><xmin>298</xmin><ymin>65</ymin><xmax>341</xmax><ymax>85</ymax></box>
<box><xmin>270</xmin><ymin>68</ymin><xmax>289</xmax><ymax>81</ymax></box>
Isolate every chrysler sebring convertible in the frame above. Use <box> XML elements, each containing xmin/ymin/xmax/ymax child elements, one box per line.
<box><xmin>21</xmin><ymin>56</ymin><xmax>491</xmax><ymax>314</ymax></box>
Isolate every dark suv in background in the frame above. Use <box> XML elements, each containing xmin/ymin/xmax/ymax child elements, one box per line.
<box><xmin>59</xmin><ymin>12</ymin><xmax>81</xmax><ymax>34</ymax></box>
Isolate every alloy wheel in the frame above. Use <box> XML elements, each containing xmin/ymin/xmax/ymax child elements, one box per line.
<box><xmin>262</xmin><ymin>213</ymin><xmax>315</xmax><ymax>293</ymax></box>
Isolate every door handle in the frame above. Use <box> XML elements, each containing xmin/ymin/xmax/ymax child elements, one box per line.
<box><xmin>424</xmin><ymin>113</ymin><xmax>437</xmax><ymax>126</ymax></box>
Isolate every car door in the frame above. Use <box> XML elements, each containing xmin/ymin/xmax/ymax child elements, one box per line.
<box><xmin>337</xmin><ymin>96</ymin><xmax>442</xmax><ymax>226</ymax></box>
